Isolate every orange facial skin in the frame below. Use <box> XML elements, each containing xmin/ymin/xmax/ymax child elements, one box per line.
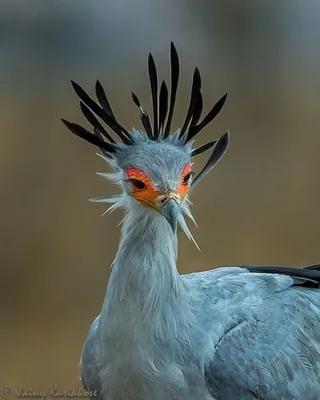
<box><xmin>126</xmin><ymin>167</ymin><xmax>160</xmax><ymax>208</ymax></box>
<box><xmin>126</xmin><ymin>163</ymin><xmax>191</xmax><ymax>208</ymax></box>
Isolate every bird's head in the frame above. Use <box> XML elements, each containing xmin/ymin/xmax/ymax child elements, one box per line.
<box><xmin>62</xmin><ymin>43</ymin><xmax>229</xmax><ymax>243</ymax></box>
<box><xmin>114</xmin><ymin>136</ymin><xmax>192</xmax><ymax>234</ymax></box>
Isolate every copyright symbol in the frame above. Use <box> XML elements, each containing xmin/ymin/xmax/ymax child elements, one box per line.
<box><xmin>1</xmin><ymin>387</ymin><xmax>12</xmax><ymax>398</ymax></box>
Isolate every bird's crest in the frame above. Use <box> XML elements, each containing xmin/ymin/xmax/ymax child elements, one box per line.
<box><xmin>62</xmin><ymin>42</ymin><xmax>230</xmax><ymax>188</ymax></box>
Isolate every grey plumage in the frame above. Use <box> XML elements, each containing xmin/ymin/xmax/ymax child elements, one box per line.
<box><xmin>62</xmin><ymin>43</ymin><xmax>320</xmax><ymax>400</ymax></box>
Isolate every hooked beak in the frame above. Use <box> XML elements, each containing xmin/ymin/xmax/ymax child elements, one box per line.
<box><xmin>159</xmin><ymin>192</ymin><xmax>181</xmax><ymax>233</ymax></box>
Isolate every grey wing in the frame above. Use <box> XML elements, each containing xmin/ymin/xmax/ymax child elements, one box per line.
<box><xmin>80</xmin><ymin>315</ymin><xmax>103</xmax><ymax>399</ymax></box>
<box><xmin>204</xmin><ymin>270</ymin><xmax>320</xmax><ymax>400</ymax></box>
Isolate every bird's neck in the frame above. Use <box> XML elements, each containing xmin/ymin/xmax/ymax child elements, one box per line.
<box><xmin>99</xmin><ymin>200</ymin><xmax>192</xmax><ymax>338</ymax></box>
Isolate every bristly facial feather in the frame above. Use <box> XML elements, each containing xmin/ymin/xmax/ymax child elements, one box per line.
<box><xmin>62</xmin><ymin>42</ymin><xmax>229</xmax><ymax>246</ymax></box>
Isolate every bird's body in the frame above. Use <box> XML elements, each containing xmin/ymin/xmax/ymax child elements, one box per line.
<box><xmin>80</xmin><ymin>203</ymin><xmax>320</xmax><ymax>399</ymax></box>
<box><xmin>62</xmin><ymin>43</ymin><xmax>320</xmax><ymax>399</ymax></box>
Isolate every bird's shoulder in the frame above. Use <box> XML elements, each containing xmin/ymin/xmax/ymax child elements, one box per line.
<box><xmin>183</xmin><ymin>265</ymin><xmax>295</xmax><ymax>303</ymax></box>
<box><xmin>184</xmin><ymin>265</ymin><xmax>320</xmax><ymax>350</ymax></box>
<box><xmin>183</xmin><ymin>266</ymin><xmax>297</xmax><ymax>356</ymax></box>
<box><xmin>188</xmin><ymin>266</ymin><xmax>320</xmax><ymax>399</ymax></box>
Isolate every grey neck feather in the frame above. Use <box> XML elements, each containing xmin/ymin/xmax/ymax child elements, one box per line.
<box><xmin>98</xmin><ymin>199</ymin><xmax>194</xmax><ymax>341</ymax></box>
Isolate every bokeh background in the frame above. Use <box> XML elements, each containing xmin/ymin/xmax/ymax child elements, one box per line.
<box><xmin>1</xmin><ymin>0</ymin><xmax>320</xmax><ymax>393</ymax></box>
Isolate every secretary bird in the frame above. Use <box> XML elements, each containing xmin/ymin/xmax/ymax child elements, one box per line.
<box><xmin>62</xmin><ymin>43</ymin><xmax>320</xmax><ymax>400</ymax></box>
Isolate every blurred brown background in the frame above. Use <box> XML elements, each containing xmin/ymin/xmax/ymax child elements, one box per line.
<box><xmin>1</xmin><ymin>0</ymin><xmax>320</xmax><ymax>393</ymax></box>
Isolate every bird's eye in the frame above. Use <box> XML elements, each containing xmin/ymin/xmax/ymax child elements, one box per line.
<box><xmin>129</xmin><ymin>178</ymin><xmax>146</xmax><ymax>190</ymax></box>
<box><xmin>183</xmin><ymin>172</ymin><xmax>191</xmax><ymax>184</ymax></box>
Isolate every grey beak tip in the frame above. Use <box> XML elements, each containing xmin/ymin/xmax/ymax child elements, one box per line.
<box><xmin>160</xmin><ymin>199</ymin><xmax>179</xmax><ymax>234</ymax></box>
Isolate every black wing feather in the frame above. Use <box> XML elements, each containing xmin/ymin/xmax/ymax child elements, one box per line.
<box><xmin>245</xmin><ymin>265</ymin><xmax>320</xmax><ymax>288</ymax></box>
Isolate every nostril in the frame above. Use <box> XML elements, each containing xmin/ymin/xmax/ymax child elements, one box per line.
<box><xmin>157</xmin><ymin>194</ymin><xmax>168</xmax><ymax>204</ymax></box>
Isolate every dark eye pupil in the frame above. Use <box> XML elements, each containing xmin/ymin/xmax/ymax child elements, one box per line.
<box><xmin>183</xmin><ymin>172</ymin><xmax>191</xmax><ymax>183</ymax></box>
<box><xmin>130</xmin><ymin>178</ymin><xmax>146</xmax><ymax>190</ymax></box>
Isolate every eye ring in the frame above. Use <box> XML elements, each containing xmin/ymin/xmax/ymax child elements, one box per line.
<box><xmin>182</xmin><ymin>172</ymin><xmax>191</xmax><ymax>184</ymax></box>
<box><xmin>129</xmin><ymin>178</ymin><xmax>146</xmax><ymax>190</ymax></box>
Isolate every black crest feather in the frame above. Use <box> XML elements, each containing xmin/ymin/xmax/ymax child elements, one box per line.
<box><xmin>132</xmin><ymin>92</ymin><xmax>153</xmax><ymax>139</ymax></box>
<box><xmin>71</xmin><ymin>80</ymin><xmax>132</xmax><ymax>145</ymax></box>
<box><xmin>189</xmin><ymin>92</ymin><xmax>203</xmax><ymax>131</ymax></box>
<box><xmin>164</xmin><ymin>42</ymin><xmax>180</xmax><ymax>138</ymax></box>
<box><xmin>79</xmin><ymin>101</ymin><xmax>116</xmax><ymax>144</ymax></box>
<box><xmin>61</xmin><ymin>119</ymin><xmax>116</xmax><ymax>154</ymax></box>
<box><xmin>180</xmin><ymin>67</ymin><xmax>202</xmax><ymax>137</ymax></box>
<box><xmin>187</xmin><ymin>93</ymin><xmax>227</xmax><ymax>142</ymax></box>
<box><xmin>95</xmin><ymin>80</ymin><xmax>116</xmax><ymax>120</ymax></box>
<box><xmin>191</xmin><ymin>140</ymin><xmax>218</xmax><ymax>157</ymax></box>
<box><xmin>148</xmin><ymin>53</ymin><xmax>159</xmax><ymax>139</ymax></box>
<box><xmin>191</xmin><ymin>131</ymin><xmax>230</xmax><ymax>187</ymax></box>
<box><xmin>159</xmin><ymin>81</ymin><xmax>169</xmax><ymax>134</ymax></box>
